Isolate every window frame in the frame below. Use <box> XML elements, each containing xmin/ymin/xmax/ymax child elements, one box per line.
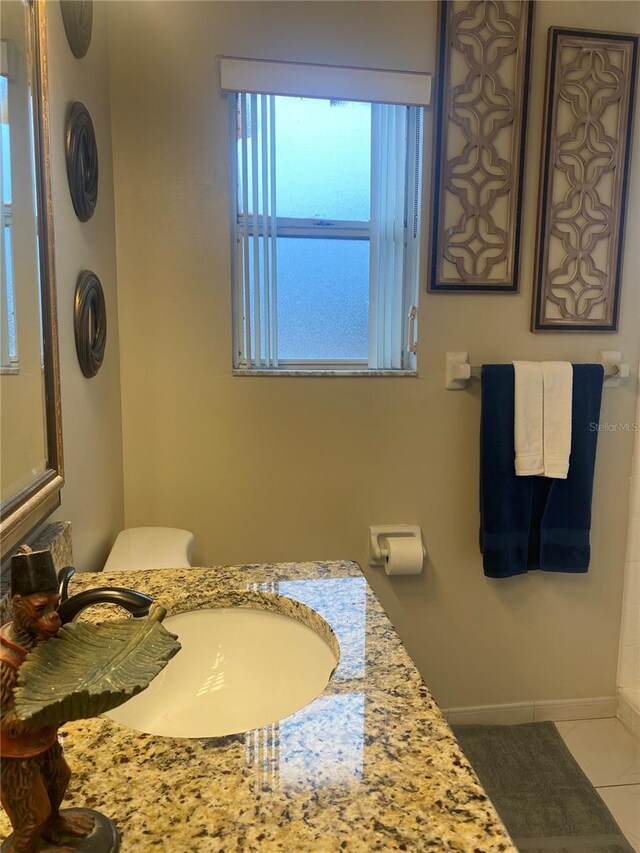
<box><xmin>228</xmin><ymin>94</ymin><xmax>422</xmax><ymax>376</ymax></box>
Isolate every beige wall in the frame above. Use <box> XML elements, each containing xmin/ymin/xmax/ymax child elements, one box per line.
<box><xmin>46</xmin><ymin>1</ymin><xmax>124</xmax><ymax>570</ymax></box>
<box><xmin>109</xmin><ymin>1</ymin><xmax>640</xmax><ymax>707</ymax></box>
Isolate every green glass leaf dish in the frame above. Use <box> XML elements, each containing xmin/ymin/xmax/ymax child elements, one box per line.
<box><xmin>14</xmin><ymin>605</ymin><xmax>181</xmax><ymax>729</ymax></box>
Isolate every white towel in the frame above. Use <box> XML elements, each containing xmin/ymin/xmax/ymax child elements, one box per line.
<box><xmin>542</xmin><ymin>361</ymin><xmax>573</xmax><ymax>479</ymax></box>
<box><xmin>513</xmin><ymin>360</ymin><xmax>573</xmax><ymax>478</ymax></box>
<box><xmin>514</xmin><ymin>361</ymin><xmax>544</xmax><ymax>476</ymax></box>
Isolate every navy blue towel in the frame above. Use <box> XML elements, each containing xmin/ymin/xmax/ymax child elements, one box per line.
<box><xmin>480</xmin><ymin>364</ymin><xmax>604</xmax><ymax>579</ymax></box>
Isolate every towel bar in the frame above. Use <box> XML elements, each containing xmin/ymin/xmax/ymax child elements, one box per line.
<box><xmin>445</xmin><ymin>351</ymin><xmax>630</xmax><ymax>390</ymax></box>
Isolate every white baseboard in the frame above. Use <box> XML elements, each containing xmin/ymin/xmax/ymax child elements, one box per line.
<box><xmin>533</xmin><ymin>696</ymin><xmax>618</xmax><ymax>722</ymax></box>
<box><xmin>617</xmin><ymin>688</ymin><xmax>640</xmax><ymax>740</ymax></box>
<box><xmin>444</xmin><ymin>696</ymin><xmax>617</xmax><ymax>726</ymax></box>
<box><xmin>445</xmin><ymin>702</ymin><xmax>534</xmax><ymax>726</ymax></box>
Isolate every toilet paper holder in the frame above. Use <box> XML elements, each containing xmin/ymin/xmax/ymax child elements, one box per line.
<box><xmin>368</xmin><ymin>525</ymin><xmax>426</xmax><ymax>567</ymax></box>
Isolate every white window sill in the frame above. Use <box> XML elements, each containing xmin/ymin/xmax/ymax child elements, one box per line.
<box><xmin>233</xmin><ymin>368</ymin><xmax>418</xmax><ymax>378</ymax></box>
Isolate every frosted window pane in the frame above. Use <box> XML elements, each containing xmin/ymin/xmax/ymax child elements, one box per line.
<box><xmin>246</xmin><ymin>237</ymin><xmax>273</xmax><ymax>365</ymax></box>
<box><xmin>275</xmin><ymin>97</ymin><xmax>370</xmax><ymax>221</ymax></box>
<box><xmin>1</xmin><ymin>127</ymin><xmax>10</xmax><ymax>204</ymax></box>
<box><xmin>4</xmin><ymin>225</ymin><xmax>16</xmax><ymax>358</ymax></box>
<box><xmin>277</xmin><ymin>238</ymin><xmax>369</xmax><ymax>361</ymax></box>
<box><xmin>1</xmin><ymin>77</ymin><xmax>10</xmax><ymax>204</ymax></box>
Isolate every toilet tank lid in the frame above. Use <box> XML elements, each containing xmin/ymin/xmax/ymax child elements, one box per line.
<box><xmin>103</xmin><ymin>527</ymin><xmax>195</xmax><ymax>572</ymax></box>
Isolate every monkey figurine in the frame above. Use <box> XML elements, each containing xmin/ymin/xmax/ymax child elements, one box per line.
<box><xmin>1</xmin><ymin>548</ymin><xmax>94</xmax><ymax>852</ymax></box>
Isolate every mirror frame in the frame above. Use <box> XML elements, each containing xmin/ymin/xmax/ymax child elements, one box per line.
<box><xmin>0</xmin><ymin>0</ymin><xmax>63</xmax><ymax>556</ymax></box>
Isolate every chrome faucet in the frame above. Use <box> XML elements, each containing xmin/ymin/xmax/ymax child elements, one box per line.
<box><xmin>56</xmin><ymin>566</ymin><xmax>153</xmax><ymax>625</ymax></box>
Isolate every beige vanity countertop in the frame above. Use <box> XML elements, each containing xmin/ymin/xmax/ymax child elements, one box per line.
<box><xmin>1</xmin><ymin>561</ymin><xmax>515</xmax><ymax>852</ymax></box>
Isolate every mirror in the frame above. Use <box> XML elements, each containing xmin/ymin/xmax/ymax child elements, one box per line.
<box><xmin>0</xmin><ymin>0</ymin><xmax>63</xmax><ymax>555</ymax></box>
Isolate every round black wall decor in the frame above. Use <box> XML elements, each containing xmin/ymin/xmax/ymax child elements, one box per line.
<box><xmin>74</xmin><ymin>270</ymin><xmax>107</xmax><ymax>378</ymax></box>
<box><xmin>65</xmin><ymin>102</ymin><xmax>98</xmax><ymax>222</ymax></box>
<box><xmin>60</xmin><ymin>1</ymin><xmax>93</xmax><ymax>59</ymax></box>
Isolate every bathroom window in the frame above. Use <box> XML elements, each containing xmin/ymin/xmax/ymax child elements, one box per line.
<box><xmin>225</xmin><ymin>59</ymin><xmax>428</xmax><ymax>373</ymax></box>
<box><xmin>0</xmin><ymin>73</ymin><xmax>18</xmax><ymax>372</ymax></box>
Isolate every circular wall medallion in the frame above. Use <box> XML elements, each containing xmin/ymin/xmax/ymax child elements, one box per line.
<box><xmin>74</xmin><ymin>270</ymin><xmax>106</xmax><ymax>378</ymax></box>
<box><xmin>65</xmin><ymin>102</ymin><xmax>99</xmax><ymax>222</ymax></box>
<box><xmin>60</xmin><ymin>1</ymin><xmax>93</xmax><ymax>59</ymax></box>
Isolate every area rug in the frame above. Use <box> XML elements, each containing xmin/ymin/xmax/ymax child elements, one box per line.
<box><xmin>451</xmin><ymin>721</ymin><xmax>633</xmax><ymax>853</ymax></box>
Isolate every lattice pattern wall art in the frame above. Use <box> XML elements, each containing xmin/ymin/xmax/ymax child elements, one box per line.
<box><xmin>533</xmin><ymin>29</ymin><xmax>638</xmax><ymax>332</ymax></box>
<box><xmin>429</xmin><ymin>0</ymin><xmax>535</xmax><ymax>292</ymax></box>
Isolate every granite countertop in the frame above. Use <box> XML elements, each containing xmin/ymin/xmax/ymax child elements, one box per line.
<box><xmin>1</xmin><ymin>561</ymin><xmax>515</xmax><ymax>852</ymax></box>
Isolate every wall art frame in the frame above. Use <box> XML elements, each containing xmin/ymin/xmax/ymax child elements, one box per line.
<box><xmin>65</xmin><ymin>101</ymin><xmax>98</xmax><ymax>222</ymax></box>
<box><xmin>532</xmin><ymin>28</ymin><xmax>639</xmax><ymax>332</ymax></box>
<box><xmin>74</xmin><ymin>270</ymin><xmax>106</xmax><ymax>378</ymax></box>
<box><xmin>428</xmin><ymin>0</ymin><xmax>535</xmax><ymax>293</ymax></box>
<box><xmin>59</xmin><ymin>0</ymin><xmax>93</xmax><ymax>60</ymax></box>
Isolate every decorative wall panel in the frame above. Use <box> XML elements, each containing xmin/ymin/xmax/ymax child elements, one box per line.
<box><xmin>429</xmin><ymin>1</ymin><xmax>534</xmax><ymax>292</ymax></box>
<box><xmin>533</xmin><ymin>29</ymin><xmax>638</xmax><ymax>332</ymax></box>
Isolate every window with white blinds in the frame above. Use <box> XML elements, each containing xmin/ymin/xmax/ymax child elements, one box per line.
<box><xmin>0</xmin><ymin>73</ymin><xmax>18</xmax><ymax>372</ymax></box>
<box><xmin>228</xmin><ymin>79</ymin><xmax>425</xmax><ymax>372</ymax></box>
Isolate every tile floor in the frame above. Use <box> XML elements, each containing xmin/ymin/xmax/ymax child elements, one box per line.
<box><xmin>555</xmin><ymin>717</ymin><xmax>640</xmax><ymax>851</ymax></box>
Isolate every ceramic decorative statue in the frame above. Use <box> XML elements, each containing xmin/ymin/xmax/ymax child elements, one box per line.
<box><xmin>0</xmin><ymin>548</ymin><xmax>180</xmax><ymax>852</ymax></box>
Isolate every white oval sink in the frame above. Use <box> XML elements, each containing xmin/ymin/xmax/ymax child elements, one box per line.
<box><xmin>106</xmin><ymin>599</ymin><xmax>339</xmax><ymax>738</ymax></box>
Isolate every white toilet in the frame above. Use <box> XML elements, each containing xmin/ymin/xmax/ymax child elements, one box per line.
<box><xmin>103</xmin><ymin>527</ymin><xmax>195</xmax><ymax>572</ymax></box>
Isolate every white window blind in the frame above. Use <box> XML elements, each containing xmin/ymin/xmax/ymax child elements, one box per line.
<box><xmin>235</xmin><ymin>93</ymin><xmax>278</xmax><ymax>367</ymax></box>
<box><xmin>369</xmin><ymin>104</ymin><xmax>422</xmax><ymax>369</ymax></box>
<box><xmin>0</xmin><ymin>71</ymin><xmax>17</xmax><ymax>370</ymax></box>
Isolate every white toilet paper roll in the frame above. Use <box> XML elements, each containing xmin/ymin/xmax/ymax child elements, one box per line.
<box><xmin>384</xmin><ymin>536</ymin><xmax>423</xmax><ymax>576</ymax></box>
